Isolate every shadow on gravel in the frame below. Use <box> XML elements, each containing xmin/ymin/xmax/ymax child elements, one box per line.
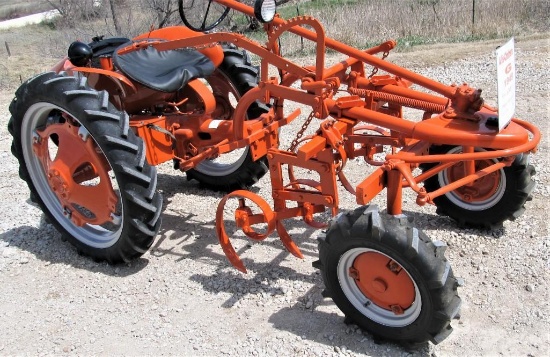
<box><xmin>156</xmin><ymin>171</ymin><xmax>261</xmax><ymax>201</ymax></box>
<box><xmin>1</xmin><ymin>215</ymin><xmax>149</xmax><ymax>277</ymax></box>
<box><xmin>153</xmin><ymin>207</ymin><xmax>433</xmax><ymax>355</ymax></box>
<box><xmin>268</xmin><ymin>286</ymin><xmax>432</xmax><ymax>356</ymax></box>
<box><xmin>151</xmin><ymin>202</ymin><xmax>499</xmax><ymax>356</ymax></box>
<box><xmin>397</xmin><ymin>209</ymin><xmax>506</xmax><ymax>240</ymax></box>
<box><xmin>153</xmin><ymin>206</ymin><xmax>324</xmax><ymax>297</ymax></box>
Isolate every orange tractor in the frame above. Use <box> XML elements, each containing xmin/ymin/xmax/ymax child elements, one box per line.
<box><xmin>8</xmin><ymin>0</ymin><xmax>540</xmax><ymax>346</ymax></box>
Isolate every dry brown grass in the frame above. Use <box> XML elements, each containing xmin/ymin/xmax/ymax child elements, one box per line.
<box><xmin>0</xmin><ymin>0</ymin><xmax>52</xmax><ymax>20</ymax></box>
<box><xmin>0</xmin><ymin>25</ymin><xmax>63</xmax><ymax>90</ymax></box>
<box><xmin>276</xmin><ymin>0</ymin><xmax>550</xmax><ymax>54</ymax></box>
<box><xmin>0</xmin><ymin>0</ymin><xmax>548</xmax><ymax>90</ymax></box>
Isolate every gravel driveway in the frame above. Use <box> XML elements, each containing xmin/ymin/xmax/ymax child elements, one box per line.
<box><xmin>0</xmin><ymin>36</ymin><xmax>548</xmax><ymax>356</ymax></box>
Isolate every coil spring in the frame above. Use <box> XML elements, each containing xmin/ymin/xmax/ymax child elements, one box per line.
<box><xmin>348</xmin><ymin>87</ymin><xmax>446</xmax><ymax>113</ymax></box>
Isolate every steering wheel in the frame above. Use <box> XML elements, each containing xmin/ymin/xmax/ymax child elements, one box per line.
<box><xmin>178</xmin><ymin>0</ymin><xmax>230</xmax><ymax>32</ymax></box>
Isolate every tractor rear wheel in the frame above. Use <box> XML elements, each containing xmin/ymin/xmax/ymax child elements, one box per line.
<box><xmin>317</xmin><ymin>205</ymin><xmax>461</xmax><ymax>345</ymax></box>
<box><xmin>9</xmin><ymin>72</ymin><xmax>162</xmax><ymax>263</ymax></box>
<box><xmin>186</xmin><ymin>45</ymin><xmax>270</xmax><ymax>192</ymax></box>
<box><xmin>422</xmin><ymin>145</ymin><xmax>536</xmax><ymax>229</ymax></box>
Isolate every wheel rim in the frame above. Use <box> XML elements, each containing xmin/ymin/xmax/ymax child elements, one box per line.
<box><xmin>194</xmin><ymin>69</ymin><xmax>249</xmax><ymax>177</ymax></box>
<box><xmin>21</xmin><ymin>102</ymin><xmax>123</xmax><ymax>248</ymax></box>
<box><xmin>337</xmin><ymin>248</ymin><xmax>422</xmax><ymax>327</ymax></box>
<box><xmin>439</xmin><ymin>147</ymin><xmax>506</xmax><ymax>211</ymax></box>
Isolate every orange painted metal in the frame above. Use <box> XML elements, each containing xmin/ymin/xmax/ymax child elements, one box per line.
<box><xmin>49</xmin><ymin>0</ymin><xmax>541</xmax><ymax>271</ymax></box>
<box><xmin>445</xmin><ymin>158</ymin><xmax>501</xmax><ymax>202</ymax></box>
<box><xmin>154</xmin><ymin>2</ymin><xmax>537</xmax><ymax>271</ymax></box>
<box><xmin>204</xmin><ymin>1</ymin><xmax>540</xmax><ymax>271</ymax></box>
<box><xmin>70</xmin><ymin>66</ymin><xmax>137</xmax><ymax>95</ymax></box>
<box><xmin>215</xmin><ymin>190</ymin><xmax>303</xmax><ymax>272</ymax></box>
<box><xmin>33</xmin><ymin>120</ymin><xmax>118</xmax><ymax>227</ymax></box>
<box><xmin>352</xmin><ymin>252</ymin><xmax>415</xmax><ymax>312</ymax></box>
<box><xmin>133</xmin><ymin>26</ymin><xmax>224</xmax><ymax>67</ymax></box>
<box><xmin>424</xmin><ymin>160</ymin><xmax>508</xmax><ymax>205</ymax></box>
<box><xmin>386</xmin><ymin>169</ymin><xmax>403</xmax><ymax>216</ymax></box>
<box><xmin>132</xmin><ymin>116</ymin><xmax>174</xmax><ymax>166</ymax></box>
<box><xmin>356</xmin><ymin>168</ymin><xmax>386</xmax><ymax>205</ymax></box>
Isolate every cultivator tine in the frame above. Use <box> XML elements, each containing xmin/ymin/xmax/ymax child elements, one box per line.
<box><xmin>218</xmin><ymin>230</ymin><xmax>248</xmax><ymax>273</ymax></box>
<box><xmin>215</xmin><ymin>189</ymin><xmax>309</xmax><ymax>271</ymax></box>
<box><xmin>215</xmin><ymin>190</ymin><xmax>278</xmax><ymax>273</ymax></box>
<box><xmin>276</xmin><ymin>220</ymin><xmax>303</xmax><ymax>259</ymax></box>
<box><xmin>216</xmin><ymin>192</ymin><xmax>248</xmax><ymax>273</ymax></box>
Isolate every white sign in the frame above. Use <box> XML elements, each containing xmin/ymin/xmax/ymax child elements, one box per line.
<box><xmin>495</xmin><ymin>38</ymin><xmax>516</xmax><ymax>131</ymax></box>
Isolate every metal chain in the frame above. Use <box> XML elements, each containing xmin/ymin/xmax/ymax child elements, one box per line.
<box><xmin>368</xmin><ymin>50</ymin><xmax>390</xmax><ymax>78</ymax></box>
<box><xmin>289</xmin><ymin>111</ymin><xmax>316</xmax><ymax>152</ymax></box>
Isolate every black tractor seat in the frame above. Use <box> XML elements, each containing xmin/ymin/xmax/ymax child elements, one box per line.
<box><xmin>113</xmin><ymin>42</ymin><xmax>215</xmax><ymax>93</ymax></box>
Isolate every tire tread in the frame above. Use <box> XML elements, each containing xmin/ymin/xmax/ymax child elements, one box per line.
<box><xmin>8</xmin><ymin>72</ymin><xmax>162</xmax><ymax>263</ymax></box>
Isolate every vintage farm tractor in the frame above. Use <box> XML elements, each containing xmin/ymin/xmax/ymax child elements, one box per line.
<box><xmin>8</xmin><ymin>0</ymin><xmax>540</xmax><ymax>346</ymax></box>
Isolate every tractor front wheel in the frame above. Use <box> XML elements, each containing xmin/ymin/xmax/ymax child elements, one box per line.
<box><xmin>317</xmin><ymin>205</ymin><xmax>461</xmax><ymax>345</ymax></box>
<box><xmin>422</xmin><ymin>145</ymin><xmax>536</xmax><ymax>229</ymax></box>
<box><xmin>9</xmin><ymin>72</ymin><xmax>162</xmax><ymax>263</ymax></box>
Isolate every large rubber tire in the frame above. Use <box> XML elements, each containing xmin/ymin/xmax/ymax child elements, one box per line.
<box><xmin>186</xmin><ymin>45</ymin><xmax>270</xmax><ymax>192</ymax></box>
<box><xmin>316</xmin><ymin>205</ymin><xmax>461</xmax><ymax>345</ymax></box>
<box><xmin>422</xmin><ymin>145</ymin><xmax>536</xmax><ymax>229</ymax></box>
<box><xmin>9</xmin><ymin>72</ymin><xmax>162</xmax><ymax>263</ymax></box>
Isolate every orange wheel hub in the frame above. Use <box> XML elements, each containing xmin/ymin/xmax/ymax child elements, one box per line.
<box><xmin>447</xmin><ymin>160</ymin><xmax>501</xmax><ymax>202</ymax></box>
<box><xmin>351</xmin><ymin>252</ymin><xmax>415</xmax><ymax>313</ymax></box>
<box><xmin>33</xmin><ymin>121</ymin><xmax>118</xmax><ymax>226</ymax></box>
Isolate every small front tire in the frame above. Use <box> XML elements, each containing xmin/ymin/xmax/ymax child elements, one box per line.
<box><xmin>317</xmin><ymin>205</ymin><xmax>461</xmax><ymax>345</ymax></box>
<box><xmin>422</xmin><ymin>145</ymin><xmax>536</xmax><ymax>229</ymax></box>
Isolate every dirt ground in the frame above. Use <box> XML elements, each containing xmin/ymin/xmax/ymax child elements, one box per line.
<box><xmin>0</xmin><ymin>32</ymin><xmax>548</xmax><ymax>356</ymax></box>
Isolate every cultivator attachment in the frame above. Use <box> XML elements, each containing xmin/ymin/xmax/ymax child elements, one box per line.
<box><xmin>215</xmin><ymin>190</ymin><xmax>304</xmax><ymax>273</ymax></box>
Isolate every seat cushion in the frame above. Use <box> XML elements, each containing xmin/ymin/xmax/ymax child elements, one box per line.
<box><xmin>113</xmin><ymin>44</ymin><xmax>215</xmax><ymax>93</ymax></box>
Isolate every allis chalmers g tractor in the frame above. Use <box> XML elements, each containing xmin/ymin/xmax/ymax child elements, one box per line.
<box><xmin>8</xmin><ymin>0</ymin><xmax>540</xmax><ymax>346</ymax></box>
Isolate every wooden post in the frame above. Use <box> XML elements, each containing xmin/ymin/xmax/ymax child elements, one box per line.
<box><xmin>5</xmin><ymin>41</ymin><xmax>11</xmax><ymax>57</ymax></box>
<box><xmin>471</xmin><ymin>0</ymin><xmax>476</xmax><ymax>34</ymax></box>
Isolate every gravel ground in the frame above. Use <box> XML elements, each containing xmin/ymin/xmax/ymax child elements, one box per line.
<box><xmin>0</xmin><ymin>36</ymin><xmax>548</xmax><ymax>356</ymax></box>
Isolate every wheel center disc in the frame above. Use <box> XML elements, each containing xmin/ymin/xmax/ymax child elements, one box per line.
<box><xmin>372</xmin><ymin>278</ymin><xmax>388</xmax><ymax>293</ymax></box>
<box><xmin>448</xmin><ymin>160</ymin><xmax>501</xmax><ymax>202</ymax></box>
<box><xmin>34</xmin><ymin>121</ymin><xmax>118</xmax><ymax>227</ymax></box>
<box><xmin>351</xmin><ymin>252</ymin><xmax>415</xmax><ymax>312</ymax></box>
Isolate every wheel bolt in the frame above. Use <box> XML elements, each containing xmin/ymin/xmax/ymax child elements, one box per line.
<box><xmin>363</xmin><ymin>301</ymin><xmax>371</xmax><ymax>307</ymax></box>
<box><xmin>390</xmin><ymin>304</ymin><xmax>404</xmax><ymax>315</ymax></box>
<box><xmin>387</xmin><ymin>260</ymin><xmax>401</xmax><ymax>273</ymax></box>
<box><xmin>348</xmin><ymin>267</ymin><xmax>359</xmax><ymax>280</ymax></box>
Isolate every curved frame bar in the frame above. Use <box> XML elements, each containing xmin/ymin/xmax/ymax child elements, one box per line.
<box><xmin>265</xmin><ymin>16</ymin><xmax>326</xmax><ymax>82</ymax></box>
